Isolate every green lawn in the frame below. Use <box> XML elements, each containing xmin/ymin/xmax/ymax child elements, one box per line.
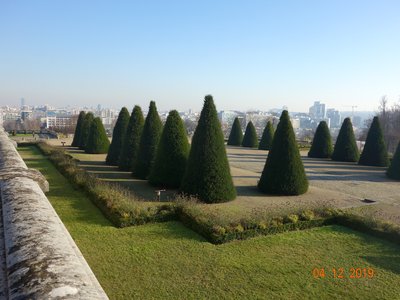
<box><xmin>19</xmin><ymin>146</ymin><xmax>400</xmax><ymax>299</ymax></box>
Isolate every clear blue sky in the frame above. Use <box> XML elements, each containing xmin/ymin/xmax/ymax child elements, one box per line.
<box><xmin>1</xmin><ymin>0</ymin><xmax>400</xmax><ymax>112</ymax></box>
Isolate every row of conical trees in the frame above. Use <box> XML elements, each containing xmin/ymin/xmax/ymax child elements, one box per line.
<box><xmin>72</xmin><ymin>98</ymin><xmax>399</xmax><ymax>204</ymax></box>
<box><xmin>308</xmin><ymin>116</ymin><xmax>400</xmax><ymax>179</ymax></box>
<box><xmin>71</xmin><ymin>112</ymin><xmax>110</xmax><ymax>154</ymax></box>
<box><xmin>103</xmin><ymin>96</ymin><xmax>236</xmax><ymax>202</ymax></box>
<box><xmin>227</xmin><ymin>118</ymin><xmax>275</xmax><ymax>150</ymax></box>
<box><xmin>72</xmin><ymin>96</ymin><xmax>310</xmax><ymax>202</ymax></box>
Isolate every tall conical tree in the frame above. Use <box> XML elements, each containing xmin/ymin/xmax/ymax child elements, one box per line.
<box><xmin>308</xmin><ymin>121</ymin><xmax>333</xmax><ymax>158</ymax></box>
<box><xmin>134</xmin><ymin>101</ymin><xmax>163</xmax><ymax>179</ymax></box>
<box><xmin>149</xmin><ymin>110</ymin><xmax>190</xmax><ymax>188</ymax></box>
<box><xmin>359</xmin><ymin>117</ymin><xmax>389</xmax><ymax>167</ymax></box>
<box><xmin>79</xmin><ymin>112</ymin><xmax>94</xmax><ymax>150</ymax></box>
<box><xmin>259</xmin><ymin>121</ymin><xmax>274</xmax><ymax>150</ymax></box>
<box><xmin>331</xmin><ymin>117</ymin><xmax>359</xmax><ymax>162</ymax></box>
<box><xmin>258</xmin><ymin>110</ymin><xmax>308</xmax><ymax>195</ymax></box>
<box><xmin>71</xmin><ymin>111</ymin><xmax>86</xmax><ymax>147</ymax></box>
<box><xmin>106</xmin><ymin>107</ymin><xmax>130</xmax><ymax>165</ymax></box>
<box><xmin>387</xmin><ymin>141</ymin><xmax>400</xmax><ymax>180</ymax></box>
<box><xmin>85</xmin><ymin>117</ymin><xmax>110</xmax><ymax>154</ymax></box>
<box><xmin>118</xmin><ymin>106</ymin><xmax>145</xmax><ymax>171</ymax></box>
<box><xmin>180</xmin><ymin>95</ymin><xmax>236</xmax><ymax>203</ymax></box>
<box><xmin>242</xmin><ymin>121</ymin><xmax>259</xmax><ymax>148</ymax></box>
<box><xmin>227</xmin><ymin>117</ymin><xmax>243</xmax><ymax>146</ymax></box>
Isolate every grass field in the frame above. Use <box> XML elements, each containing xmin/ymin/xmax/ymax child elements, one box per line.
<box><xmin>19</xmin><ymin>146</ymin><xmax>400</xmax><ymax>299</ymax></box>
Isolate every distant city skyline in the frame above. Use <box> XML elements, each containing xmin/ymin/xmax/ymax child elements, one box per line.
<box><xmin>1</xmin><ymin>1</ymin><xmax>400</xmax><ymax>112</ymax></box>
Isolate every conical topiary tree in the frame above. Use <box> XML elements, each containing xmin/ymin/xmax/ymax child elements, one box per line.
<box><xmin>308</xmin><ymin>121</ymin><xmax>333</xmax><ymax>158</ymax></box>
<box><xmin>359</xmin><ymin>116</ymin><xmax>389</xmax><ymax>167</ymax></box>
<box><xmin>106</xmin><ymin>107</ymin><xmax>130</xmax><ymax>165</ymax></box>
<box><xmin>387</xmin><ymin>141</ymin><xmax>400</xmax><ymax>180</ymax></box>
<box><xmin>227</xmin><ymin>117</ymin><xmax>243</xmax><ymax>146</ymax></box>
<box><xmin>242</xmin><ymin>121</ymin><xmax>258</xmax><ymax>148</ymax></box>
<box><xmin>149</xmin><ymin>110</ymin><xmax>190</xmax><ymax>188</ymax></box>
<box><xmin>259</xmin><ymin>121</ymin><xmax>274</xmax><ymax>150</ymax></box>
<box><xmin>331</xmin><ymin>117</ymin><xmax>359</xmax><ymax>162</ymax></box>
<box><xmin>85</xmin><ymin>117</ymin><xmax>110</xmax><ymax>154</ymax></box>
<box><xmin>258</xmin><ymin>110</ymin><xmax>308</xmax><ymax>195</ymax></box>
<box><xmin>118</xmin><ymin>106</ymin><xmax>145</xmax><ymax>171</ymax></box>
<box><xmin>180</xmin><ymin>95</ymin><xmax>236</xmax><ymax>203</ymax></box>
<box><xmin>79</xmin><ymin>112</ymin><xmax>94</xmax><ymax>150</ymax></box>
<box><xmin>71</xmin><ymin>111</ymin><xmax>86</xmax><ymax>147</ymax></box>
<box><xmin>133</xmin><ymin>101</ymin><xmax>163</xmax><ymax>179</ymax></box>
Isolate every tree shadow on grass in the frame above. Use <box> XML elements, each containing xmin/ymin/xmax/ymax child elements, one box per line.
<box><xmin>140</xmin><ymin>221</ymin><xmax>209</xmax><ymax>243</ymax></box>
<box><xmin>361</xmin><ymin>256</ymin><xmax>400</xmax><ymax>275</ymax></box>
<box><xmin>228</xmin><ymin>153</ymin><xmax>268</xmax><ymax>158</ymax></box>
<box><xmin>235</xmin><ymin>185</ymin><xmax>269</xmax><ymax>197</ymax></box>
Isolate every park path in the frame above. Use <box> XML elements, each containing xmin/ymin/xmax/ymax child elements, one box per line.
<box><xmin>50</xmin><ymin>138</ymin><xmax>400</xmax><ymax>224</ymax></box>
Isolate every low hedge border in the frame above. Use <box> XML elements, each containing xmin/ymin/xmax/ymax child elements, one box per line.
<box><xmin>178</xmin><ymin>206</ymin><xmax>333</xmax><ymax>244</ymax></box>
<box><xmin>34</xmin><ymin>142</ymin><xmax>176</xmax><ymax>227</ymax></box>
<box><xmin>18</xmin><ymin>142</ymin><xmax>400</xmax><ymax>246</ymax></box>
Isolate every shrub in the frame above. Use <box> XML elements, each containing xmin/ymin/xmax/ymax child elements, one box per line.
<box><xmin>258</xmin><ymin>110</ymin><xmax>308</xmax><ymax>195</ymax></box>
<box><xmin>180</xmin><ymin>95</ymin><xmax>236</xmax><ymax>203</ymax></box>
<box><xmin>85</xmin><ymin>117</ymin><xmax>110</xmax><ymax>154</ymax></box>
<box><xmin>118</xmin><ymin>106</ymin><xmax>145</xmax><ymax>171</ymax></box>
<box><xmin>387</xmin><ymin>141</ymin><xmax>400</xmax><ymax>180</ymax></box>
<box><xmin>308</xmin><ymin>121</ymin><xmax>333</xmax><ymax>158</ymax></box>
<box><xmin>106</xmin><ymin>107</ymin><xmax>130</xmax><ymax>165</ymax></box>
<box><xmin>300</xmin><ymin>210</ymin><xmax>315</xmax><ymax>221</ymax></box>
<box><xmin>242</xmin><ymin>121</ymin><xmax>258</xmax><ymax>148</ymax></box>
<box><xmin>71</xmin><ymin>111</ymin><xmax>86</xmax><ymax>147</ymax></box>
<box><xmin>79</xmin><ymin>112</ymin><xmax>94</xmax><ymax>150</ymax></box>
<box><xmin>359</xmin><ymin>116</ymin><xmax>389</xmax><ymax>167</ymax></box>
<box><xmin>227</xmin><ymin>117</ymin><xmax>243</xmax><ymax>146</ymax></box>
<box><xmin>149</xmin><ymin>110</ymin><xmax>189</xmax><ymax>188</ymax></box>
<box><xmin>134</xmin><ymin>101</ymin><xmax>163</xmax><ymax>179</ymax></box>
<box><xmin>259</xmin><ymin>121</ymin><xmax>274</xmax><ymax>150</ymax></box>
<box><xmin>331</xmin><ymin>117</ymin><xmax>359</xmax><ymax>162</ymax></box>
<box><xmin>284</xmin><ymin>214</ymin><xmax>299</xmax><ymax>224</ymax></box>
<box><xmin>36</xmin><ymin>142</ymin><xmax>176</xmax><ymax>227</ymax></box>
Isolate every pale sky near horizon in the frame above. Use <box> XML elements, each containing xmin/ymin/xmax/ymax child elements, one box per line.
<box><xmin>1</xmin><ymin>0</ymin><xmax>400</xmax><ymax>112</ymax></box>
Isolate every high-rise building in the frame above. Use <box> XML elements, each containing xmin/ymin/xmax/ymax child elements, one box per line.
<box><xmin>21</xmin><ymin>98</ymin><xmax>25</xmax><ymax>108</ymax></box>
<box><xmin>309</xmin><ymin>101</ymin><xmax>326</xmax><ymax>119</ymax></box>
<box><xmin>326</xmin><ymin>109</ymin><xmax>341</xmax><ymax>128</ymax></box>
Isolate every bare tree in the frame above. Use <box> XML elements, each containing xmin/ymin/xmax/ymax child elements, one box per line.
<box><xmin>374</xmin><ymin>96</ymin><xmax>400</xmax><ymax>153</ymax></box>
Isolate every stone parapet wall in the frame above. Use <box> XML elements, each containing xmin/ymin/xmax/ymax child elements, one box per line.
<box><xmin>0</xmin><ymin>128</ymin><xmax>108</xmax><ymax>299</ymax></box>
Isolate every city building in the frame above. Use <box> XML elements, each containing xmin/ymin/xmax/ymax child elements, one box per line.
<box><xmin>309</xmin><ymin>101</ymin><xmax>326</xmax><ymax>119</ymax></box>
<box><xmin>46</xmin><ymin>115</ymin><xmax>74</xmax><ymax>128</ymax></box>
<box><xmin>326</xmin><ymin>109</ymin><xmax>341</xmax><ymax>128</ymax></box>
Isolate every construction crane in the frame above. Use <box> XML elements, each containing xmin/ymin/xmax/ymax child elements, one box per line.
<box><xmin>343</xmin><ymin>105</ymin><xmax>358</xmax><ymax>120</ymax></box>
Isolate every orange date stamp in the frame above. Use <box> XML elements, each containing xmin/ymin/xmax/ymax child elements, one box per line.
<box><xmin>312</xmin><ymin>267</ymin><xmax>375</xmax><ymax>279</ymax></box>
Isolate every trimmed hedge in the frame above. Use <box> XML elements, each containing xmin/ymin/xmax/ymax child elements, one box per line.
<box><xmin>71</xmin><ymin>111</ymin><xmax>86</xmax><ymax>147</ymax></box>
<box><xmin>359</xmin><ymin>116</ymin><xmax>389</xmax><ymax>167</ymax></box>
<box><xmin>149</xmin><ymin>110</ymin><xmax>189</xmax><ymax>188</ymax></box>
<box><xmin>258</xmin><ymin>110</ymin><xmax>308</xmax><ymax>195</ymax></box>
<box><xmin>332</xmin><ymin>117</ymin><xmax>359</xmax><ymax>162</ymax></box>
<box><xmin>36</xmin><ymin>142</ymin><xmax>176</xmax><ymax>227</ymax></box>
<box><xmin>21</xmin><ymin>142</ymin><xmax>400</xmax><ymax>247</ymax></box>
<box><xmin>387</xmin><ymin>141</ymin><xmax>400</xmax><ymax>180</ymax></box>
<box><xmin>85</xmin><ymin>117</ymin><xmax>110</xmax><ymax>154</ymax></box>
<box><xmin>227</xmin><ymin>117</ymin><xmax>243</xmax><ymax>146</ymax></box>
<box><xmin>242</xmin><ymin>121</ymin><xmax>258</xmax><ymax>148</ymax></box>
<box><xmin>308</xmin><ymin>121</ymin><xmax>333</xmax><ymax>158</ymax></box>
<box><xmin>119</xmin><ymin>106</ymin><xmax>145</xmax><ymax>171</ymax></box>
<box><xmin>106</xmin><ymin>107</ymin><xmax>130</xmax><ymax>165</ymax></box>
<box><xmin>180</xmin><ymin>95</ymin><xmax>236</xmax><ymax>203</ymax></box>
<box><xmin>134</xmin><ymin>101</ymin><xmax>163</xmax><ymax>179</ymax></box>
<box><xmin>259</xmin><ymin>121</ymin><xmax>274</xmax><ymax>150</ymax></box>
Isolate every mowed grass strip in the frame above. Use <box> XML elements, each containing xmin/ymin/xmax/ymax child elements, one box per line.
<box><xmin>19</xmin><ymin>146</ymin><xmax>400</xmax><ymax>300</ymax></box>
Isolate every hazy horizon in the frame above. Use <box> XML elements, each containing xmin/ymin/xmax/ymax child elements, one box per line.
<box><xmin>1</xmin><ymin>1</ymin><xmax>399</xmax><ymax>112</ymax></box>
